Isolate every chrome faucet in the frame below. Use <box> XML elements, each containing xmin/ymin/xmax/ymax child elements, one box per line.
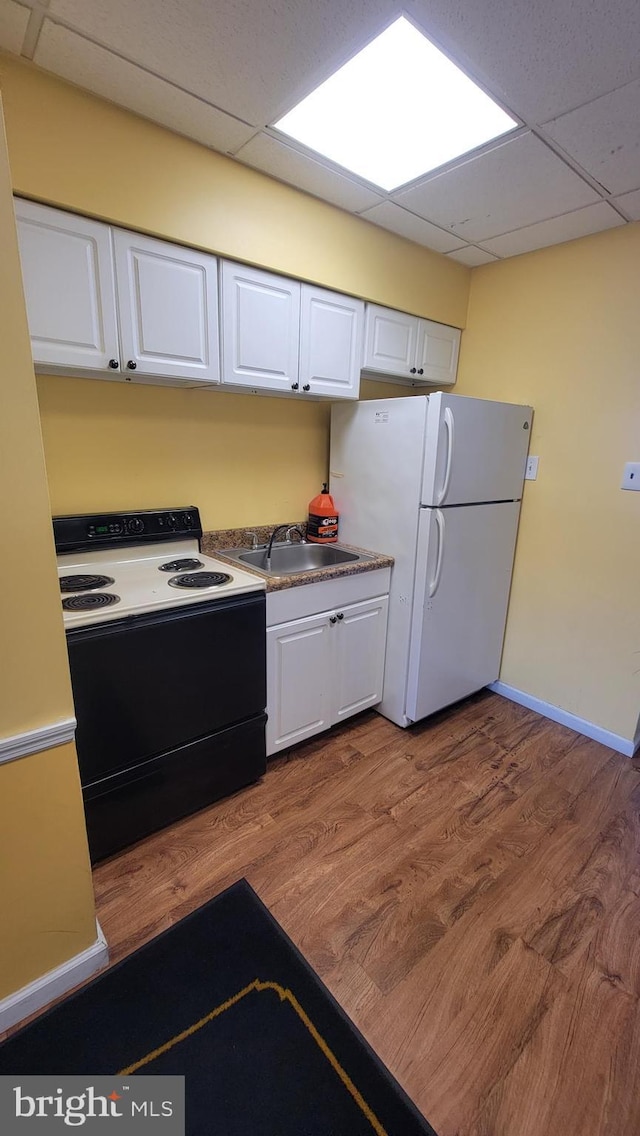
<box><xmin>266</xmin><ymin>523</ymin><xmax>306</xmax><ymax>567</ymax></box>
<box><xmin>245</xmin><ymin>530</ymin><xmax>260</xmax><ymax>550</ymax></box>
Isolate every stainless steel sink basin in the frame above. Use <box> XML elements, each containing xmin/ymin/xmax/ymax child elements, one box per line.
<box><xmin>219</xmin><ymin>542</ymin><xmax>368</xmax><ymax>576</ymax></box>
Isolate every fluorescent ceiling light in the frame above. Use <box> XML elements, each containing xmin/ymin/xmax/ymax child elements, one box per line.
<box><xmin>273</xmin><ymin>17</ymin><xmax>517</xmax><ymax>191</ymax></box>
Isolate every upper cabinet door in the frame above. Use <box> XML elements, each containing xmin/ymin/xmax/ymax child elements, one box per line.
<box><xmin>299</xmin><ymin>285</ymin><xmax>363</xmax><ymax>399</ymax></box>
<box><xmin>221</xmin><ymin>261</ymin><xmax>300</xmax><ymax>392</ymax></box>
<box><xmin>362</xmin><ymin>304</ymin><xmax>418</xmax><ymax>377</ymax></box>
<box><xmin>113</xmin><ymin>230</ymin><xmax>220</xmax><ymax>384</ymax></box>
<box><xmin>14</xmin><ymin>199</ymin><xmax>120</xmax><ymax>372</ymax></box>
<box><xmin>415</xmin><ymin>319</ymin><xmax>461</xmax><ymax>386</ymax></box>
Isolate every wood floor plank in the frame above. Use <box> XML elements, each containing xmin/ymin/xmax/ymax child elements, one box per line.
<box><xmin>470</xmin><ymin>941</ymin><xmax>640</xmax><ymax>1136</ymax></box>
<box><xmin>401</xmin><ymin>937</ymin><xmax>566</xmax><ymax>1135</ymax></box>
<box><xmin>12</xmin><ymin>691</ymin><xmax>640</xmax><ymax>1134</ymax></box>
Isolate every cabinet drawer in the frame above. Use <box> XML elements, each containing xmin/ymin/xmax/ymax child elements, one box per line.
<box><xmin>266</xmin><ymin>567</ymin><xmax>391</xmax><ymax>626</ymax></box>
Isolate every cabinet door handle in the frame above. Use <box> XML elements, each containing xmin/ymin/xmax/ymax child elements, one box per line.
<box><xmin>417</xmin><ymin>368</ymin><xmax>424</xmax><ymax>375</ymax></box>
<box><xmin>108</xmin><ymin>358</ymin><xmax>119</xmax><ymax>369</ymax></box>
<box><xmin>410</xmin><ymin>367</ymin><xmax>417</xmax><ymax>374</ymax></box>
<box><xmin>336</xmin><ymin>612</ymin><xmax>344</xmax><ymax>620</ymax></box>
<box><xmin>127</xmin><ymin>360</ymin><xmax>137</xmax><ymax>370</ymax></box>
<box><xmin>329</xmin><ymin>615</ymin><xmax>338</xmax><ymax>624</ymax></box>
<box><xmin>302</xmin><ymin>384</ymin><xmax>311</xmax><ymax>392</ymax></box>
<box><xmin>291</xmin><ymin>382</ymin><xmax>299</xmax><ymax>390</ymax></box>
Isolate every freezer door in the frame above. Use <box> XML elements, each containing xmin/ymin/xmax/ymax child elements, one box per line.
<box><xmin>422</xmin><ymin>392</ymin><xmax>533</xmax><ymax>505</ymax></box>
<box><xmin>406</xmin><ymin>501</ymin><xmax>521</xmax><ymax>722</ymax></box>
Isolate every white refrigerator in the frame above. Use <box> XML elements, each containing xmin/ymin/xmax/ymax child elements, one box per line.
<box><xmin>330</xmin><ymin>393</ymin><xmax>533</xmax><ymax>727</ymax></box>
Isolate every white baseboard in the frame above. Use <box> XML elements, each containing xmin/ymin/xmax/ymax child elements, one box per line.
<box><xmin>0</xmin><ymin>718</ymin><xmax>76</xmax><ymax>766</ymax></box>
<box><xmin>0</xmin><ymin>921</ymin><xmax>109</xmax><ymax>1033</ymax></box>
<box><xmin>489</xmin><ymin>682</ymin><xmax>638</xmax><ymax>757</ymax></box>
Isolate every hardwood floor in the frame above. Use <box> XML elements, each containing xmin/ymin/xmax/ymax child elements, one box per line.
<box><xmin>24</xmin><ymin>692</ymin><xmax>640</xmax><ymax>1133</ymax></box>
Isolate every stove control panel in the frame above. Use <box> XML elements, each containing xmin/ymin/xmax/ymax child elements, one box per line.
<box><xmin>53</xmin><ymin>507</ymin><xmax>202</xmax><ymax>553</ymax></box>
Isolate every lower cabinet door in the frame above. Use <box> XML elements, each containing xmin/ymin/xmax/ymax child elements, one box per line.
<box><xmin>333</xmin><ymin>596</ymin><xmax>389</xmax><ymax>723</ymax></box>
<box><xmin>266</xmin><ymin>612</ymin><xmax>333</xmax><ymax>756</ymax></box>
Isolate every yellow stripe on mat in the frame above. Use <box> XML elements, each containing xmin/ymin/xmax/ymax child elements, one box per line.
<box><xmin>119</xmin><ymin>977</ymin><xmax>388</xmax><ymax>1136</ymax></box>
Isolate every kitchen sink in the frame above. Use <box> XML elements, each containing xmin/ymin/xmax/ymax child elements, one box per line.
<box><xmin>219</xmin><ymin>542</ymin><xmax>369</xmax><ymax>576</ymax></box>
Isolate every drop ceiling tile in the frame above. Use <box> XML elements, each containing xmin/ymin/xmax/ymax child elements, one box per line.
<box><xmin>447</xmin><ymin>246</ymin><xmax>499</xmax><ymax>267</ymax></box>
<box><xmin>0</xmin><ymin>0</ymin><xmax>30</xmax><ymax>53</ymax></box>
<box><xmin>46</xmin><ymin>0</ymin><xmax>398</xmax><ymax>126</ymax></box>
<box><xmin>234</xmin><ymin>133</ymin><xmax>383</xmax><ymax>213</ymax></box>
<box><xmin>543</xmin><ymin>80</ymin><xmax>640</xmax><ymax>195</ymax></box>
<box><xmin>408</xmin><ymin>0</ymin><xmax>640</xmax><ymax>122</ymax></box>
<box><xmin>394</xmin><ymin>133</ymin><xmax>600</xmax><ymax>242</ymax></box>
<box><xmin>34</xmin><ymin>21</ymin><xmax>255</xmax><ymax>154</ymax></box>
<box><xmin>481</xmin><ymin>202</ymin><xmax>624</xmax><ymax>258</ymax></box>
<box><xmin>612</xmin><ymin>189</ymin><xmax>640</xmax><ymax>221</ymax></box>
<box><xmin>358</xmin><ymin>201</ymin><xmax>466</xmax><ymax>253</ymax></box>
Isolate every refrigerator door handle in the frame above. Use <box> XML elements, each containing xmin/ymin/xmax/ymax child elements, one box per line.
<box><xmin>429</xmin><ymin>509</ymin><xmax>445</xmax><ymax>597</ymax></box>
<box><xmin>437</xmin><ymin>407</ymin><xmax>455</xmax><ymax>505</ymax></box>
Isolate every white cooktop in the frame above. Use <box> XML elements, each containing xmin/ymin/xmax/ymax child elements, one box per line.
<box><xmin>58</xmin><ymin>539</ymin><xmax>265</xmax><ymax>628</ymax></box>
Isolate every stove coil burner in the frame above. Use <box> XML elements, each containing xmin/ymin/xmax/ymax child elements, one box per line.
<box><xmin>60</xmin><ymin>574</ymin><xmax>116</xmax><ymax>593</ymax></box>
<box><xmin>62</xmin><ymin>592</ymin><xmax>121</xmax><ymax>611</ymax></box>
<box><xmin>168</xmin><ymin>571</ymin><xmax>232</xmax><ymax>589</ymax></box>
<box><xmin>158</xmin><ymin>558</ymin><xmax>204</xmax><ymax>572</ymax></box>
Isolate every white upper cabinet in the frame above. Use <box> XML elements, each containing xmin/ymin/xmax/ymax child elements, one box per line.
<box><xmin>221</xmin><ymin>261</ymin><xmax>362</xmax><ymax>399</ymax></box>
<box><xmin>113</xmin><ymin>230</ymin><xmax>219</xmax><ymax>384</ymax></box>
<box><xmin>15</xmin><ymin>198</ymin><xmax>219</xmax><ymax>385</ymax></box>
<box><xmin>14</xmin><ymin>199</ymin><xmax>120</xmax><ymax>372</ymax></box>
<box><xmin>415</xmin><ymin>318</ymin><xmax>461</xmax><ymax>385</ymax></box>
<box><xmin>362</xmin><ymin>305</ymin><xmax>417</xmax><ymax>377</ymax></box>
<box><xmin>220</xmin><ymin>261</ymin><xmax>300</xmax><ymax>392</ymax></box>
<box><xmin>363</xmin><ymin>302</ymin><xmax>461</xmax><ymax>386</ymax></box>
<box><xmin>299</xmin><ymin>285</ymin><xmax>363</xmax><ymax>399</ymax></box>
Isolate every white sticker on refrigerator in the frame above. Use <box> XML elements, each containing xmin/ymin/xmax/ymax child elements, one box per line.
<box><xmin>374</xmin><ymin>411</ymin><xmax>389</xmax><ymax>423</ymax></box>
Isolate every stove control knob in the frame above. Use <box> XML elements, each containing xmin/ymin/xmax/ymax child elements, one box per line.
<box><xmin>181</xmin><ymin>511</ymin><xmax>194</xmax><ymax>529</ymax></box>
<box><xmin>127</xmin><ymin>517</ymin><xmax>145</xmax><ymax>535</ymax></box>
<box><xmin>168</xmin><ymin>514</ymin><xmax>178</xmax><ymax>529</ymax></box>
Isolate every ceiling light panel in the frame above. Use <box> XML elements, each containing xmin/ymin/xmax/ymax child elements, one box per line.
<box><xmin>273</xmin><ymin>16</ymin><xmax>517</xmax><ymax>191</ymax></box>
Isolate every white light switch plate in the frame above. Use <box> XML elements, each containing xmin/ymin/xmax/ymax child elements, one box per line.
<box><xmin>621</xmin><ymin>462</ymin><xmax>640</xmax><ymax>490</ymax></box>
<box><xmin>525</xmin><ymin>455</ymin><xmax>539</xmax><ymax>480</ymax></box>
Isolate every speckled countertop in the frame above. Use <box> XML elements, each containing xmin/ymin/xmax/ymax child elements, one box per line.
<box><xmin>202</xmin><ymin>523</ymin><xmax>394</xmax><ymax>592</ymax></box>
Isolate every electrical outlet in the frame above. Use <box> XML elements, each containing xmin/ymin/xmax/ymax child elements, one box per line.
<box><xmin>525</xmin><ymin>456</ymin><xmax>539</xmax><ymax>480</ymax></box>
<box><xmin>621</xmin><ymin>462</ymin><xmax>640</xmax><ymax>490</ymax></box>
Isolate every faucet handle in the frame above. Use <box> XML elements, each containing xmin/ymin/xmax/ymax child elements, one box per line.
<box><xmin>286</xmin><ymin>525</ymin><xmax>306</xmax><ymax>544</ymax></box>
<box><xmin>246</xmin><ymin>530</ymin><xmax>260</xmax><ymax>550</ymax></box>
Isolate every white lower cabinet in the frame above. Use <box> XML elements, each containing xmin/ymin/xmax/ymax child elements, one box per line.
<box><xmin>266</xmin><ymin>612</ymin><xmax>334</xmax><ymax>752</ymax></box>
<box><xmin>333</xmin><ymin>597</ymin><xmax>389</xmax><ymax>723</ymax></box>
<box><xmin>266</xmin><ymin>584</ymin><xmax>389</xmax><ymax>756</ymax></box>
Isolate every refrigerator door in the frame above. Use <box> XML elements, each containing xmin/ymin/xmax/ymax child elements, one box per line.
<box><xmin>405</xmin><ymin>501</ymin><xmax>521</xmax><ymax>722</ymax></box>
<box><xmin>330</xmin><ymin>396</ymin><xmax>428</xmax><ymax>727</ymax></box>
<box><xmin>422</xmin><ymin>392</ymin><xmax>533</xmax><ymax>506</ymax></box>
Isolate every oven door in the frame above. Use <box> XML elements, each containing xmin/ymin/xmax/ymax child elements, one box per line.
<box><xmin>66</xmin><ymin>592</ymin><xmax>266</xmax><ymax>785</ymax></box>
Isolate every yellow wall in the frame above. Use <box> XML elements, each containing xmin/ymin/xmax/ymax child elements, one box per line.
<box><xmin>37</xmin><ymin>377</ymin><xmax>331</xmax><ymax>529</ymax></box>
<box><xmin>0</xmin><ymin>53</ymin><xmax>469</xmax><ymax>325</ymax></box>
<box><xmin>36</xmin><ymin>376</ymin><xmax>413</xmax><ymax>530</ymax></box>
<box><xmin>0</xmin><ymin>52</ymin><xmax>469</xmax><ymax>529</ymax></box>
<box><xmin>3</xmin><ymin>52</ymin><xmax>636</xmax><ymax>751</ymax></box>
<box><xmin>0</xmin><ymin>93</ymin><xmax>96</xmax><ymax>1001</ymax></box>
<box><xmin>456</xmin><ymin>224</ymin><xmax>640</xmax><ymax>743</ymax></box>
<box><xmin>0</xmin><ymin>744</ymin><xmax>97</xmax><ymax>998</ymax></box>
